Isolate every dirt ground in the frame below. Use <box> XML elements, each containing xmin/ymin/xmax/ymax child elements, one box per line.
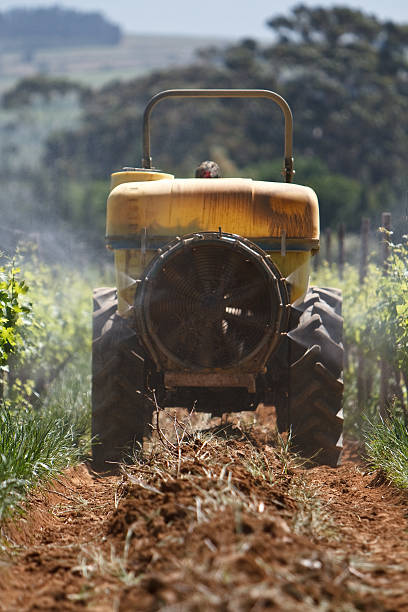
<box><xmin>1</xmin><ymin>409</ymin><xmax>408</xmax><ymax>611</ymax></box>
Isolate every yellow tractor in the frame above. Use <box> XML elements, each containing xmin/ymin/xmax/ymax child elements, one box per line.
<box><xmin>92</xmin><ymin>89</ymin><xmax>343</xmax><ymax>470</ymax></box>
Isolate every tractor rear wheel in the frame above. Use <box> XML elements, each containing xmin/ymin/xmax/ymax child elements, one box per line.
<box><xmin>276</xmin><ymin>287</ymin><xmax>344</xmax><ymax>467</ymax></box>
<box><xmin>92</xmin><ymin>288</ymin><xmax>153</xmax><ymax>472</ymax></box>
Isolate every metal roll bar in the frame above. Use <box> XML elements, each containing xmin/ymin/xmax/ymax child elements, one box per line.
<box><xmin>141</xmin><ymin>89</ymin><xmax>295</xmax><ymax>183</ymax></box>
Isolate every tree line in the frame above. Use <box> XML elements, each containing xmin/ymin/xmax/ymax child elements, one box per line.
<box><xmin>1</xmin><ymin>4</ymin><xmax>407</xmax><ymax>245</ymax></box>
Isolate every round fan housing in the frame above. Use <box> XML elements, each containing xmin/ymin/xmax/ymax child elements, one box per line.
<box><xmin>136</xmin><ymin>232</ymin><xmax>288</xmax><ymax>371</ymax></box>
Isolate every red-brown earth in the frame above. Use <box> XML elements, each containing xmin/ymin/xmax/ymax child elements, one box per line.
<box><xmin>1</xmin><ymin>408</ymin><xmax>408</xmax><ymax>611</ymax></box>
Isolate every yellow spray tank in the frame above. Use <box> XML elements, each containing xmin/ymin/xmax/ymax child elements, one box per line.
<box><xmin>93</xmin><ymin>89</ymin><xmax>343</xmax><ymax>473</ymax></box>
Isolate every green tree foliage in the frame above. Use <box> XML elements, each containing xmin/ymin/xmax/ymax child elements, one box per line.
<box><xmin>265</xmin><ymin>5</ymin><xmax>408</xmax><ymax>189</ymax></box>
<box><xmin>5</xmin><ymin>252</ymin><xmax>93</xmax><ymax>403</ymax></box>
<box><xmin>0</xmin><ymin>262</ymin><xmax>30</xmax><ymax>370</ymax></box>
<box><xmin>36</xmin><ymin>5</ymin><xmax>408</xmax><ymax>232</ymax></box>
<box><xmin>2</xmin><ymin>76</ymin><xmax>90</xmax><ymax>109</ymax></box>
<box><xmin>0</xmin><ymin>6</ymin><xmax>406</xmax><ymax>240</ymax></box>
<box><xmin>364</xmin><ymin>240</ymin><xmax>408</xmax><ymax>380</ymax></box>
<box><xmin>44</xmin><ymin>66</ymin><xmax>249</xmax><ymax>180</ymax></box>
<box><xmin>313</xmin><ymin>235</ymin><xmax>408</xmax><ymax>432</ymax></box>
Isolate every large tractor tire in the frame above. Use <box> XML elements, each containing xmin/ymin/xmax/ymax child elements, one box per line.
<box><xmin>92</xmin><ymin>288</ymin><xmax>153</xmax><ymax>472</ymax></box>
<box><xmin>276</xmin><ymin>286</ymin><xmax>344</xmax><ymax>467</ymax></box>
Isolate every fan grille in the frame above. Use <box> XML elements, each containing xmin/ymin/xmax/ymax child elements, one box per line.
<box><xmin>141</xmin><ymin>235</ymin><xmax>283</xmax><ymax>369</ymax></box>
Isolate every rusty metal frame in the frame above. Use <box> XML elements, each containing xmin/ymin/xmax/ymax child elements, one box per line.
<box><xmin>164</xmin><ymin>371</ymin><xmax>257</xmax><ymax>394</ymax></box>
<box><xmin>142</xmin><ymin>89</ymin><xmax>295</xmax><ymax>183</ymax></box>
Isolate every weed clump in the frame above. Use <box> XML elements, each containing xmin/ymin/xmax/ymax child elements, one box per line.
<box><xmin>0</xmin><ymin>367</ymin><xmax>90</xmax><ymax>521</ymax></box>
<box><xmin>365</xmin><ymin>408</ymin><xmax>408</xmax><ymax>489</ymax></box>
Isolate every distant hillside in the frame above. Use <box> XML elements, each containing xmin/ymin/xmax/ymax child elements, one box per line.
<box><xmin>0</xmin><ymin>34</ymin><xmax>230</xmax><ymax>94</ymax></box>
<box><xmin>0</xmin><ymin>6</ymin><xmax>121</xmax><ymax>52</ymax></box>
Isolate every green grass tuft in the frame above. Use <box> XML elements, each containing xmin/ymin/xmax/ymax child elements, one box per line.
<box><xmin>365</xmin><ymin>410</ymin><xmax>408</xmax><ymax>489</ymax></box>
<box><xmin>0</xmin><ymin>359</ymin><xmax>91</xmax><ymax>522</ymax></box>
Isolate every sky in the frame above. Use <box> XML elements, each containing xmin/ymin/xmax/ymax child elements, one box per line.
<box><xmin>0</xmin><ymin>1</ymin><xmax>407</xmax><ymax>38</ymax></box>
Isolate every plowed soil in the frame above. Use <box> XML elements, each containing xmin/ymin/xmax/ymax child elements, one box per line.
<box><xmin>1</xmin><ymin>409</ymin><xmax>408</xmax><ymax>611</ymax></box>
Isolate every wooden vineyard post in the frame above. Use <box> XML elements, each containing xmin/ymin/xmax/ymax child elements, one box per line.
<box><xmin>359</xmin><ymin>218</ymin><xmax>370</xmax><ymax>282</ymax></box>
<box><xmin>313</xmin><ymin>251</ymin><xmax>319</xmax><ymax>271</ymax></box>
<box><xmin>357</xmin><ymin>218</ymin><xmax>370</xmax><ymax>419</ymax></box>
<box><xmin>313</xmin><ymin>242</ymin><xmax>320</xmax><ymax>271</ymax></box>
<box><xmin>381</xmin><ymin>212</ymin><xmax>391</xmax><ymax>270</ymax></box>
<box><xmin>326</xmin><ymin>228</ymin><xmax>332</xmax><ymax>265</ymax></box>
<box><xmin>338</xmin><ymin>223</ymin><xmax>345</xmax><ymax>280</ymax></box>
<box><xmin>379</xmin><ymin>212</ymin><xmax>391</xmax><ymax>420</ymax></box>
